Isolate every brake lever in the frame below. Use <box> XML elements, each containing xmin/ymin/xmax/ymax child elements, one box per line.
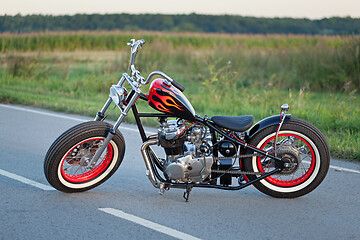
<box><xmin>127</xmin><ymin>39</ymin><xmax>135</xmax><ymax>47</ymax></box>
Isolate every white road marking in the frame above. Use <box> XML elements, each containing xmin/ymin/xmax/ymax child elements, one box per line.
<box><xmin>0</xmin><ymin>103</ymin><xmax>89</xmax><ymax>122</ymax></box>
<box><xmin>329</xmin><ymin>165</ymin><xmax>360</xmax><ymax>174</ymax></box>
<box><xmin>99</xmin><ymin>208</ymin><xmax>201</xmax><ymax>240</ymax></box>
<box><xmin>0</xmin><ymin>169</ymin><xmax>54</xmax><ymax>191</ymax></box>
<box><xmin>302</xmin><ymin>160</ymin><xmax>360</xmax><ymax>174</ymax></box>
<box><xmin>0</xmin><ymin>103</ymin><xmax>155</xmax><ymax>134</ymax></box>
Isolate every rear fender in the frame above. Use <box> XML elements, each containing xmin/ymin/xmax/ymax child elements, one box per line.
<box><xmin>240</xmin><ymin>114</ymin><xmax>291</xmax><ymax>176</ymax></box>
<box><xmin>247</xmin><ymin>114</ymin><xmax>291</xmax><ymax>139</ymax></box>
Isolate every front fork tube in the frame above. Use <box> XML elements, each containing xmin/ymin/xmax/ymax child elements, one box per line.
<box><xmin>94</xmin><ymin>97</ymin><xmax>112</xmax><ymax>121</ymax></box>
<box><xmin>95</xmin><ymin>75</ymin><xmax>128</xmax><ymax>121</ymax></box>
<box><xmin>88</xmin><ymin>91</ymin><xmax>140</xmax><ymax>168</ymax></box>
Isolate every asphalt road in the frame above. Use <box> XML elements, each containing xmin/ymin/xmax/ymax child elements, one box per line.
<box><xmin>1</xmin><ymin>104</ymin><xmax>359</xmax><ymax>240</ymax></box>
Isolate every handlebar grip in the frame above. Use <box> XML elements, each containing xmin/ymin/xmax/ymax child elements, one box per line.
<box><xmin>171</xmin><ymin>80</ymin><xmax>185</xmax><ymax>92</ymax></box>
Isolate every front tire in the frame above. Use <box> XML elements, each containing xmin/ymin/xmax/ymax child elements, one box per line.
<box><xmin>44</xmin><ymin>121</ymin><xmax>125</xmax><ymax>192</ymax></box>
<box><xmin>243</xmin><ymin>117</ymin><xmax>330</xmax><ymax>198</ymax></box>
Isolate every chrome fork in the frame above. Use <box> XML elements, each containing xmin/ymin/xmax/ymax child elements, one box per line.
<box><xmin>87</xmin><ymin>75</ymin><xmax>141</xmax><ymax>169</ymax></box>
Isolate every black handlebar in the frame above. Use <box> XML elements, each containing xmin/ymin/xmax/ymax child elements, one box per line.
<box><xmin>171</xmin><ymin>80</ymin><xmax>185</xmax><ymax>92</ymax></box>
<box><xmin>139</xmin><ymin>39</ymin><xmax>145</xmax><ymax>46</ymax></box>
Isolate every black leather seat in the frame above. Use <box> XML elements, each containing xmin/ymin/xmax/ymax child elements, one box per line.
<box><xmin>211</xmin><ymin>115</ymin><xmax>254</xmax><ymax>132</ymax></box>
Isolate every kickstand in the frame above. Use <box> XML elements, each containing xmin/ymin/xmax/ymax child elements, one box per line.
<box><xmin>183</xmin><ymin>185</ymin><xmax>193</xmax><ymax>202</ymax></box>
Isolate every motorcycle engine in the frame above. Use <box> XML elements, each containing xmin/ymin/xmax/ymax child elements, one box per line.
<box><xmin>158</xmin><ymin>119</ymin><xmax>213</xmax><ymax>183</ymax></box>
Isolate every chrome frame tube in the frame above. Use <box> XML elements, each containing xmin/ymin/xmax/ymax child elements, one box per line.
<box><xmin>274</xmin><ymin>104</ymin><xmax>290</xmax><ymax>156</ymax></box>
<box><xmin>274</xmin><ymin>114</ymin><xmax>285</xmax><ymax>157</ymax></box>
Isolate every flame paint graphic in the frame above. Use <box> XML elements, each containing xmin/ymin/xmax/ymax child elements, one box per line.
<box><xmin>161</xmin><ymin>95</ymin><xmax>184</xmax><ymax>111</ymax></box>
<box><xmin>151</xmin><ymin>90</ymin><xmax>184</xmax><ymax>113</ymax></box>
<box><xmin>148</xmin><ymin>79</ymin><xmax>196</xmax><ymax>121</ymax></box>
<box><xmin>152</xmin><ymin>101</ymin><xmax>172</xmax><ymax>113</ymax></box>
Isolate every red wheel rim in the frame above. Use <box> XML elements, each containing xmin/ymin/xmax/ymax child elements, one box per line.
<box><xmin>60</xmin><ymin>138</ymin><xmax>113</xmax><ymax>183</ymax></box>
<box><xmin>257</xmin><ymin>133</ymin><xmax>316</xmax><ymax>187</ymax></box>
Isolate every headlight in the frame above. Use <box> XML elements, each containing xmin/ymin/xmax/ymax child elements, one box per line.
<box><xmin>109</xmin><ymin>85</ymin><xmax>127</xmax><ymax>107</ymax></box>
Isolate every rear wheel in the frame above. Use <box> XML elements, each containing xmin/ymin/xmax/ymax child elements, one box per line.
<box><xmin>243</xmin><ymin>118</ymin><xmax>330</xmax><ymax>198</ymax></box>
<box><xmin>44</xmin><ymin>121</ymin><xmax>125</xmax><ymax>192</ymax></box>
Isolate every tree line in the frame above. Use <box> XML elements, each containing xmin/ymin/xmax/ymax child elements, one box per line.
<box><xmin>0</xmin><ymin>13</ymin><xmax>359</xmax><ymax>35</ymax></box>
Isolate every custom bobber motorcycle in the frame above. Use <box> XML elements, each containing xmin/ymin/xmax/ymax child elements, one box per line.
<box><xmin>44</xmin><ymin>39</ymin><xmax>330</xmax><ymax>201</ymax></box>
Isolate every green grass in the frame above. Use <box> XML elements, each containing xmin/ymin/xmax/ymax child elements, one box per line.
<box><xmin>0</xmin><ymin>31</ymin><xmax>345</xmax><ymax>52</ymax></box>
<box><xmin>0</xmin><ymin>32</ymin><xmax>359</xmax><ymax>161</ymax></box>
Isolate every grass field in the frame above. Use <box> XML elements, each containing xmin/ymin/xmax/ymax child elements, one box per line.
<box><xmin>0</xmin><ymin>31</ymin><xmax>359</xmax><ymax>160</ymax></box>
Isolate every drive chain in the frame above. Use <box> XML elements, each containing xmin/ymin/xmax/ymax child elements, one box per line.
<box><xmin>212</xmin><ymin>154</ymin><xmax>267</xmax><ymax>175</ymax></box>
<box><xmin>213</xmin><ymin>154</ymin><xmax>259</xmax><ymax>161</ymax></box>
<box><xmin>211</xmin><ymin>169</ymin><xmax>269</xmax><ymax>175</ymax></box>
<box><xmin>212</xmin><ymin>154</ymin><xmax>290</xmax><ymax>175</ymax></box>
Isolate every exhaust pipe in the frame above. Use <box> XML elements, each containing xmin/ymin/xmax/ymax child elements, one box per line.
<box><xmin>140</xmin><ymin>136</ymin><xmax>160</xmax><ymax>188</ymax></box>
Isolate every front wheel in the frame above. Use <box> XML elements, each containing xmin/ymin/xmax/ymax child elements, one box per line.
<box><xmin>44</xmin><ymin>121</ymin><xmax>125</xmax><ymax>192</ymax></box>
<box><xmin>243</xmin><ymin>117</ymin><xmax>330</xmax><ymax>198</ymax></box>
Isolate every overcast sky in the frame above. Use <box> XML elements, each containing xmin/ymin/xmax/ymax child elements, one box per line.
<box><xmin>1</xmin><ymin>0</ymin><xmax>359</xmax><ymax>19</ymax></box>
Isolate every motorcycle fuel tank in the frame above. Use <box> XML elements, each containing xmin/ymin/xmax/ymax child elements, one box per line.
<box><xmin>148</xmin><ymin>79</ymin><xmax>196</xmax><ymax>121</ymax></box>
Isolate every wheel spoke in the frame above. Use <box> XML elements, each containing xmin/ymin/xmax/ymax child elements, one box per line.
<box><xmin>61</xmin><ymin>138</ymin><xmax>114</xmax><ymax>183</ymax></box>
<box><xmin>64</xmin><ymin>163</ymin><xmax>75</xmax><ymax>172</ymax></box>
<box><xmin>300</xmin><ymin>163</ymin><xmax>307</xmax><ymax>175</ymax></box>
<box><xmin>73</xmin><ymin>166</ymin><xmax>81</xmax><ymax>175</ymax></box>
<box><xmin>257</xmin><ymin>132</ymin><xmax>317</xmax><ymax>186</ymax></box>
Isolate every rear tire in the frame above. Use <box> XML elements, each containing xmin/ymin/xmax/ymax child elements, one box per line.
<box><xmin>44</xmin><ymin>121</ymin><xmax>125</xmax><ymax>192</ymax></box>
<box><xmin>243</xmin><ymin>117</ymin><xmax>330</xmax><ymax>198</ymax></box>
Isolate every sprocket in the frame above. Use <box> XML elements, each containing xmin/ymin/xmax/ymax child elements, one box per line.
<box><xmin>276</xmin><ymin>145</ymin><xmax>301</xmax><ymax>175</ymax></box>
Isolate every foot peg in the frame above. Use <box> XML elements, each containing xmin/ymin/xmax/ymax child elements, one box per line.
<box><xmin>159</xmin><ymin>183</ymin><xmax>166</xmax><ymax>195</ymax></box>
<box><xmin>183</xmin><ymin>185</ymin><xmax>193</xmax><ymax>202</ymax></box>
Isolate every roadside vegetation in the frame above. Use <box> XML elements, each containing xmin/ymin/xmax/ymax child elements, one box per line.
<box><xmin>0</xmin><ymin>31</ymin><xmax>359</xmax><ymax>160</ymax></box>
<box><xmin>1</xmin><ymin>14</ymin><xmax>359</xmax><ymax>35</ymax></box>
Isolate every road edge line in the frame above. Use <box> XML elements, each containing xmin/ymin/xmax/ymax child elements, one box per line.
<box><xmin>0</xmin><ymin>103</ymin><xmax>155</xmax><ymax>134</ymax></box>
<box><xmin>0</xmin><ymin>168</ymin><xmax>54</xmax><ymax>191</ymax></box>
